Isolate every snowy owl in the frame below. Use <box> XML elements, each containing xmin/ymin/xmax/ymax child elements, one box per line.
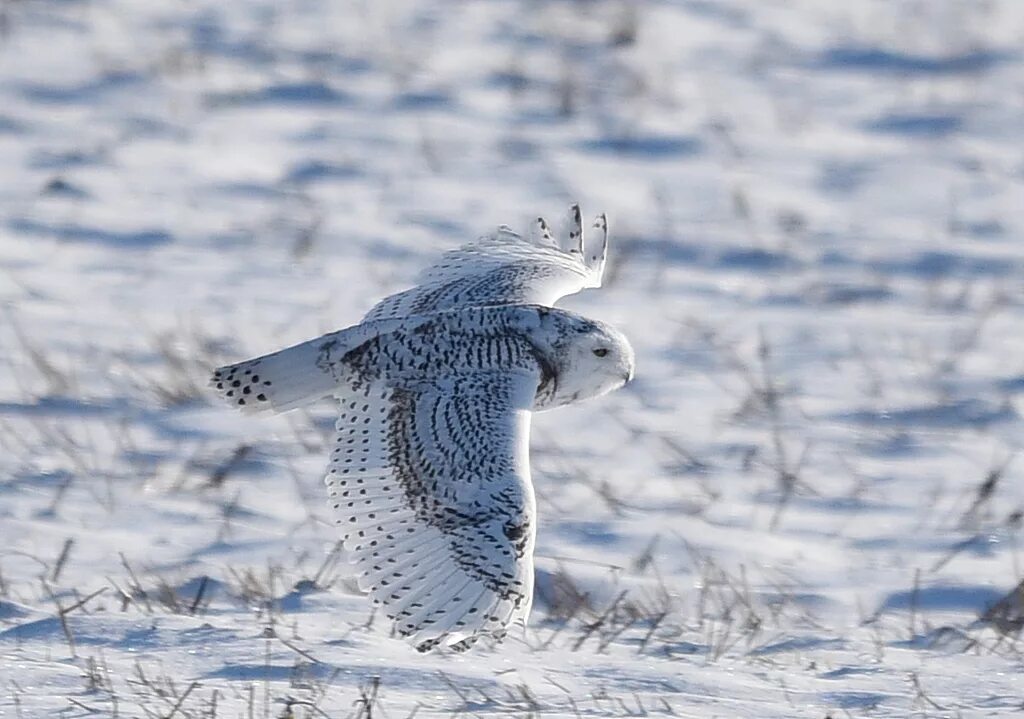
<box><xmin>211</xmin><ymin>206</ymin><xmax>634</xmax><ymax>652</ymax></box>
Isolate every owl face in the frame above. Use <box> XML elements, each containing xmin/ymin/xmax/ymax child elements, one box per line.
<box><xmin>559</xmin><ymin>320</ymin><xmax>635</xmax><ymax>402</ymax></box>
<box><xmin>524</xmin><ymin>311</ymin><xmax>634</xmax><ymax>409</ymax></box>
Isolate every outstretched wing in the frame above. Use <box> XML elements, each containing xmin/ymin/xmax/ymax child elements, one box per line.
<box><xmin>327</xmin><ymin>367</ymin><xmax>540</xmax><ymax>652</ymax></box>
<box><xmin>364</xmin><ymin>206</ymin><xmax>608</xmax><ymax>321</ymax></box>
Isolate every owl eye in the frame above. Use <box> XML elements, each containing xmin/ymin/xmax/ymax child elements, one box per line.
<box><xmin>592</xmin><ymin>348</ymin><xmax>609</xmax><ymax>358</ymax></box>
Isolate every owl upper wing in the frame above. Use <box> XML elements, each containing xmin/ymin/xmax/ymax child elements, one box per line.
<box><xmin>327</xmin><ymin>366</ymin><xmax>540</xmax><ymax>652</ymax></box>
<box><xmin>363</xmin><ymin>206</ymin><xmax>607</xmax><ymax>321</ymax></box>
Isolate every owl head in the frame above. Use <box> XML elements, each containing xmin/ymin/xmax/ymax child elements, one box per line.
<box><xmin>518</xmin><ymin>306</ymin><xmax>634</xmax><ymax>410</ymax></box>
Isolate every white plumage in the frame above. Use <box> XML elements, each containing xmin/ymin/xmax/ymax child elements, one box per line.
<box><xmin>363</xmin><ymin>205</ymin><xmax>607</xmax><ymax>321</ymax></box>
<box><xmin>211</xmin><ymin>206</ymin><xmax>634</xmax><ymax>652</ymax></box>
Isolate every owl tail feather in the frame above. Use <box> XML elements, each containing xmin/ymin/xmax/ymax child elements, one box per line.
<box><xmin>209</xmin><ymin>320</ymin><xmax>396</xmax><ymax>415</ymax></box>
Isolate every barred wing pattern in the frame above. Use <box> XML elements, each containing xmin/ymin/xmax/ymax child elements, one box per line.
<box><xmin>327</xmin><ymin>368</ymin><xmax>539</xmax><ymax>652</ymax></box>
<box><xmin>364</xmin><ymin>206</ymin><xmax>607</xmax><ymax>321</ymax></box>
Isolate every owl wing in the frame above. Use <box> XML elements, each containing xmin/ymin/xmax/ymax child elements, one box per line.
<box><xmin>363</xmin><ymin>206</ymin><xmax>607</xmax><ymax>321</ymax></box>
<box><xmin>327</xmin><ymin>366</ymin><xmax>540</xmax><ymax>652</ymax></box>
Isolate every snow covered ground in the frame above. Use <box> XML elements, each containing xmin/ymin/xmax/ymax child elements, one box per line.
<box><xmin>2</xmin><ymin>0</ymin><xmax>1024</xmax><ymax>715</ymax></box>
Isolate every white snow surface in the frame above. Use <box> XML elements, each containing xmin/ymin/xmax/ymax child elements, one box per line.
<box><xmin>3</xmin><ymin>0</ymin><xmax>1024</xmax><ymax>716</ymax></box>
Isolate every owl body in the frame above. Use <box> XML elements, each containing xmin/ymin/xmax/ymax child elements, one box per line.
<box><xmin>212</xmin><ymin>207</ymin><xmax>633</xmax><ymax>652</ymax></box>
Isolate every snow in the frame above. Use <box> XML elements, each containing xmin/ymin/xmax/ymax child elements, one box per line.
<box><xmin>2</xmin><ymin>0</ymin><xmax>1024</xmax><ymax>716</ymax></box>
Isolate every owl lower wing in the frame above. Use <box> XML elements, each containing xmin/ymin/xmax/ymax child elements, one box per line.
<box><xmin>326</xmin><ymin>368</ymin><xmax>540</xmax><ymax>652</ymax></box>
<box><xmin>362</xmin><ymin>208</ymin><xmax>607</xmax><ymax>321</ymax></box>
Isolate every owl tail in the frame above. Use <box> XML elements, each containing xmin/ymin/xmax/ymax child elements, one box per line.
<box><xmin>209</xmin><ymin>319</ymin><xmax>396</xmax><ymax>414</ymax></box>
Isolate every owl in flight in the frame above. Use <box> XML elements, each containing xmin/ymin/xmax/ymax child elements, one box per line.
<box><xmin>211</xmin><ymin>206</ymin><xmax>634</xmax><ymax>652</ymax></box>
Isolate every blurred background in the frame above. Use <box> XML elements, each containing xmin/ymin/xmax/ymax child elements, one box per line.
<box><xmin>2</xmin><ymin>0</ymin><xmax>1024</xmax><ymax>716</ymax></box>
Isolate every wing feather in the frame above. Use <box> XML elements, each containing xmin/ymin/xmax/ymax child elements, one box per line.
<box><xmin>363</xmin><ymin>212</ymin><xmax>607</xmax><ymax>321</ymax></box>
<box><xmin>326</xmin><ymin>369</ymin><xmax>539</xmax><ymax>651</ymax></box>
